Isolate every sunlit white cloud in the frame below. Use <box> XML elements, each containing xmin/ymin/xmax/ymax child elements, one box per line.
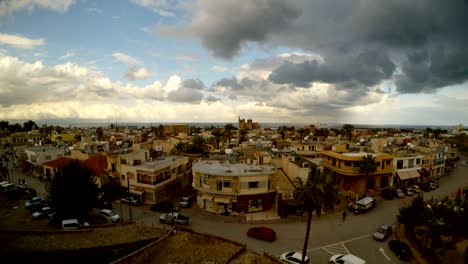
<box><xmin>0</xmin><ymin>33</ymin><xmax>45</xmax><ymax>49</ymax></box>
<box><xmin>0</xmin><ymin>0</ymin><xmax>75</xmax><ymax>16</ymax></box>
<box><xmin>112</xmin><ymin>52</ymin><xmax>141</xmax><ymax>65</ymax></box>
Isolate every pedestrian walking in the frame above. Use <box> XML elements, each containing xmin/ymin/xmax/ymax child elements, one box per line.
<box><xmin>342</xmin><ymin>210</ymin><xmax>347</xmax><ymax>221</ymax></box>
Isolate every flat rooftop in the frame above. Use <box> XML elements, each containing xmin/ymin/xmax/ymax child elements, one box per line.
<box><xmin>193</xmin><ymin>160</ymin><xmax>276</xmax><ymax>176</ymax></box>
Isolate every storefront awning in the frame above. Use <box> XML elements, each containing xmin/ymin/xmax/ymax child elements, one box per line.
<box><xmin>201</xmin><ymin>194</ymin><xmax>213</xmax><ymax>200</ymax></box>
<box><xmin>213</xmin><ymin>196</ymin><xmax>231</xmax><ymax>204</ymax></box>
<box><xmin>398</xmin><ymin>170</ymin><xmax>420</xmax><ymax>180</ymax></box>
<box><xmin>130</xmin><ymin>190</ymin><xmax>143</xmax><ymax>196</ymax></box>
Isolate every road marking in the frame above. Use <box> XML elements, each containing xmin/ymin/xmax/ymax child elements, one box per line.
<box><xmin>307</xmin><ymin>233</ymin><xmax>373</xmax><ymax>252</ymax></box>
<box><xmin>379</xmin><ymin>247</ymin><xmax>391</xmax><ymax>261</ymax></box>
<box><xmin>320</xmin><ymin>242</ymin><xmax>349</xmax><ymax>255</ymax></box>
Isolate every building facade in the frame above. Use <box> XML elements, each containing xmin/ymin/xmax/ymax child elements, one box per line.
<box><xmin>192</xmin><ymin>160</ymin><xmax>277</xmax><ymax>214</ymax></box>
<box><xmin>321</xmin><ymin>149</ymin><xmax>394</xmax><ymax>193</ymax></box>
<box><xmin>120</xmin><ymin>154</ymin><xmax>189</xmax><ymax>204</ymax></box>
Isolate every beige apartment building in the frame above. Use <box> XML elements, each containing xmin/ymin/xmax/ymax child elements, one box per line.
<box><xmin>321</xmin><ymin>144</ymin><xmax>394</xmax><ymax>193</ymax></box>
<box><xmin>120</xmin><ymin>153</ymin><xmax>189</xmax><ymax>204</ymax></box>
<box><xmin>192</xmin><ymin>160</ymin><xmax>277</xmax><ymax>214</ymax></box>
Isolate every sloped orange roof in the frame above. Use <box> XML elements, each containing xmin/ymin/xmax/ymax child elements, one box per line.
<box><xmin>43</xmin><ymin>157</ymin><xmax>74</xmax><ymax>168</ymax></box>
<box><xmin>84</xmin><ymin>154</ymin><xmax>108</xmax><ymax>176</ymax></box>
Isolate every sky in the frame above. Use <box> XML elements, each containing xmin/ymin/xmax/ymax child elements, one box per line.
<box><xmin>0</xmin><ymin>0</ymin><xmax>467</xmax><ymax>126</ymax></box>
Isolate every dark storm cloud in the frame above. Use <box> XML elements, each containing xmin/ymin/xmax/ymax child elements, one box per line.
<box><xmin>168</xmin><ymin>78</ymin><xmax>205</xmax><ymax>103</ymax></box>
<box><xmin>191</xmin><ymin>0</ymin><xmax>300</xmax><ymax>59</ymax></box>
<box><xmin>181</xmin><ymin>78</ymin><xmax>205</xmax><ymax>90</ymax></box>
<box><xmin>167</xmin><ymin>88</ymin><xmax>203</xmax><ymax>103</ymax></box>
<box><xmin>190</xmin><ymin>0</ymin><xmax>468</xmax><ymax>93</ymax></box>
<box><xmin>269</xmin><ymin>48</ymin><xmax>395</xmax><ymax>88</ymax></box>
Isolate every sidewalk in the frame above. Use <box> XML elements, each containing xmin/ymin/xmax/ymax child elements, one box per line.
<box><xmin>394</xmin><ymin>224</ymin><xmax>431</xmax><ymax>264</ymax></box>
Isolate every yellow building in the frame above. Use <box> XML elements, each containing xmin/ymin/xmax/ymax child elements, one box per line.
<box><xmin>192</xmin><ymin>160</ymin><xmax>277</xmax><ymax>214</ymax></box>
<box><xmin>120</xmin><ymin>154</ymin><xmax>189</xmax><ymax>204</ymax></box>
<box><xmin>163</xmin><ymin>124</ymin><xmax>191</xmax><ymax>136</ymax></box>
<box><xmin>321</xmin><ymin>150</ymin><xmax>394</xmax><ymax>193</ymax></box>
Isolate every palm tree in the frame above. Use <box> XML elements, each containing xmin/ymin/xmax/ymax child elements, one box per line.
<box><xmin>224</xmin><ymin>123</ymin><xmax>235</xmax><ymax>144</ymax></box>
<box><xmin>359</xmin><ymin>154</ymin><xmax>377</xmax><ymax>190</ymax></box>
<box><xmin>294</xmin><ymin>168</ymin><xmax>339</xmax><ymax>264</ymax></box>
<box><xmin>342</xmin><ymin>124</ymin><xmax>354</xmax><ymax>140</ymax></box>
<box><xmin>211</xmin><ymin>127</ymin><xmax>223</xmax><ymax>149</ymax></box>
<box><xmin>238</xmin><ymin>128</ymin><xmax>248</xmax><ymax>143</ymax></box>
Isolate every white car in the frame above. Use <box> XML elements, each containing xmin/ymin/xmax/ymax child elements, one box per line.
<box><xmin>396</xmin><ymin>189</ymin><xmax>405</xmax><ymax>198</ymax></box>
<box><xmin>32</xmin><ymin>207</ymin><xmax>53</xmax><ymax>219</ymax></box>
<box><xmin>329</xmin><ymin>254</ymin><xmax>366</xmax><ymax>264</ymax></box>
<box><xmin>179</xmin><ymin>196</ymin><xmax>193</xmax><ymax>207</ymax></box>
<box><xmin>99</xmin><ymin>209</ymin><xmax>121</xmax><ymax>223</ymax></box>
<box><xmin>280</xmin><ymin>252</ymin><xmax>310</xmax><ymax>264</ymax></box>
<box><xmin>62</xmin><ymin>219</ymin><xmax>89</xmax><ymax>230</ymax></box>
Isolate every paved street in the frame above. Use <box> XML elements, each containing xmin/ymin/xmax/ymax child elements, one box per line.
<box><xmin>3</xmin><ymin>145</ymin><xmax>467</xmax><ymax>263</ymax></box>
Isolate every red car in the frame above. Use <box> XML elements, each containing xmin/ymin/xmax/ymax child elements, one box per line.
<box><xmin>247</xmin><ymin>227</ymin><xmax>276</xmax><ymax>242</ymax></box>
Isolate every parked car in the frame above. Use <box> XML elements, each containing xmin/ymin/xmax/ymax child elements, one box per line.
<box><xmin>420</xmin><ymin>182</ymin><xmax>432</xmax><ymax>192</ymax></box>
<box><xmin>29</xmin><ymin>202</ymin><xmax>49</xmax><ymax>213</ymax></box>
<box><xmin>373</xmin><ymin>224</ymin><xmax>392</xmax><ymax>241</ymax></box>
<box><xmin>388</xmin><ymin>240</ymin><xmax>412</xmax><ymax>261</ymax></box>
<box><xmin>396</xmin><ymin>189</ymin><xmax>405</xmax><ymax>198</ymax></box>
<box><xmin>402</xmin><ymin>187</ymin><xmax>414</xmax><ymax>196</ymax></box>
<box><xmin>179</xmin><ymin>196</ymin><xmax>193</xmax><ymax>207</ymax></box>
<box><xmin>329</xmin><ymin>254</ymin><xmax>366</xmax><ymax>264</ymax></box>
<box><xmin>62</xmin><ymin>219</ymin><xmax>90</xmax><ymax>230</ymax></box>
<box><xmin>280</xmin><ymin>252</ymin><xmax>309</xmax><ymax>264</ymax></box>
<box><xmin>99</xmin><ymin>209</ymin><xmax>121</xmax><ymax>223</ymax></box>
<box><xmin>381</xmin><ymin>188</ymin><xmax>395</xmax><ymax>200</ymax></box>
<box><xmin>412</xmin><ymin>185</ymin><xmax>421</xmax><ymax>193</ymax></box>
<box><xmin>32</xmin><ymin>207</ymin><xmax>53</xmax><ymax>219</ymax></box>
<box><xmin>428</xmin><ymin>181</ymin><xmax>439</xmax><ymax>189</ymax></box>
<box><xmin>24</xmin><ymin>196</ymin><xmax>44</xmax><ymax>208</ymax></box>
<box><xmin>120</xmin><ymin>197</ymin><xmax>140</xmax><ymax>205</ymax></box>
<box><xmin>150</xmin><ymin>201</ymin><xmax>174</xmax><ymax>212</ymax></box>
<box><xmin>159</xmin><ymin>212</ymin><xmax>189</xmax><ymax>225</ymax></box>
<box><xmin>247</xmin><ymin>227</ymin><xmax>276</xmax><ymax>242</ymax></box>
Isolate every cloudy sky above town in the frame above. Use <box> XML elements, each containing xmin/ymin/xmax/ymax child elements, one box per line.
<box><xmin>0</xmin><ymin>0</ymin><xmax>467</xmax><ymax>126</ymax></box>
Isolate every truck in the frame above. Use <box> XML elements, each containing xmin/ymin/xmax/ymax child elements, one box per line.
<box><xmin>349</xmin><ymin>196</ymin><xmax>376</xmax><ymax>214</ymax></box>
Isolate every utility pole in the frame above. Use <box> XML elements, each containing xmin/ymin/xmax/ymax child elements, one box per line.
<box><xmin>127</xmin><ymin>175</ymin><xmax>132</xmax><ymax>221</ymax></box>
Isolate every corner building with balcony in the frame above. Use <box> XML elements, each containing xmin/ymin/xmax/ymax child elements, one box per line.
<box><xmin>321</xmin><ymin>145</ymin><xmax>394</xmax><ymax>193</ymax></box>
<box><xmin>192</xmin><ymin>160</ymin><xmax>277</xmax><ymax>214</ymax></box>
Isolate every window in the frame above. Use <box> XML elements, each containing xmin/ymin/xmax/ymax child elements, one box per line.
<box><xmin>345</xmin><ymin>161</ymin><xmax>351</xmax><ymax>166</ymax></box>
<box><xmin>375</xmin><ymin>162</ymin><xmax>381</xmax><ymax>167</ymax></box>
<box><xmin>217</xmin><ymin>181</ymin><xmax>222</xmax><ymax>191</ymax></box>
<box><xmin>408</xmin><ymin>159</ymin><xmax>414</xmax><ymax>168</ymax></box>
<box><xmin>122</xmin><ymin>174</ymin><xmax>125</xmax><ymax>180</ymax></box>
<box><xmin>416</xmin><ymin>159</ymin><xmax>421</xmax><ymax>165</ymax></box>
<box><xmin>248</xmin><ymin>182</ymin><xmax>259</xmax><ymax>188</ymax></box>
<box><xmin>45</xmin><ymin>155</ymin><xmax>52</xmax><ymax>160</ymax></box>
<box><xmin>397</xmin><ymin>160</ymin><xmax>403</xmax><ymax>169</ymax></box>
<box><xmin>223</xmin><ymin>181</ymin><xmax>231</xmax><ymax>188</ymax></box>
<box><xmin>386</xmin><ymin>160</ymin><xmax>391</xmax><ymax>165</ymax></box>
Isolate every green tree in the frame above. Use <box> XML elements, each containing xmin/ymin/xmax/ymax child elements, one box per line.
<box><xmin>342</xmin><ymin>124</ymin><xmax>354</xmax><ymax>140</ymax></box>
<box><xmin>224</xmin><ymin>123</ymin><xmax>235</xmax><ymax>144</ymax></box>
<box><xmin>171</xmin><ymin>142</ymin><xmax>187</xmax><ymax>155</ymax></box>
<box><xmin>46</xmin><ymin>160</ymin><xmax>99</xmax><ymax>220</ymax></box>
<box><xmin>23</xmin><ymin>120</ymin><xmax>38</xmax><ymax>131</ymax></box>
<box><xmin>238</xmin><ymin>128</ymin><xmax>248</xmax><ymax>143</ymax></box>
<box><xmin>96</xmin><ymin>127</ymin><xmax>104</xmax><ymax>141</ymax></box>
<box><xmin>212</xmin><ymin>127</ymin><xmax>223</xmax><ymax>149</ymax></box>
<box><xmin>294</xmin><ymin>168</ymin><xmax>339</xmax><ymax>264</ymax></box>
<box><xmin>186</xmin><ymin>135</ymin><xmax>208</xmax><ymax>154</ymax></box>
<box><xmin>359</xmin><ymin>154</ymin><xmax>377</xmax><ymax>190</ymax></box>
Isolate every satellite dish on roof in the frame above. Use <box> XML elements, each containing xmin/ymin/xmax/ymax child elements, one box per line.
<box><xmin>360</xmin><ymin>138</ymin><xmax>365</xmax><ymax>142</ymax></box>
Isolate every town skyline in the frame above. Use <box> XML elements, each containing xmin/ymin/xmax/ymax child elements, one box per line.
<box><xmin>0</xmin><ymin>1</ymin><xmax>467</xmax><ymax>125</ymax></box>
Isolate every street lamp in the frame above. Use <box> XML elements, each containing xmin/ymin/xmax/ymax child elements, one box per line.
<box><xmin>4</xmin><ymin>156</ymin><xmax>9</xmax><ymax>183</ymax></box>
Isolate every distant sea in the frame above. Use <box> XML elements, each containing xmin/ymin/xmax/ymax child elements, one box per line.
<box><xmin>15</xmin><ymin>119</ymin><xmax>462</xmax><ymax>130</ymax></box>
